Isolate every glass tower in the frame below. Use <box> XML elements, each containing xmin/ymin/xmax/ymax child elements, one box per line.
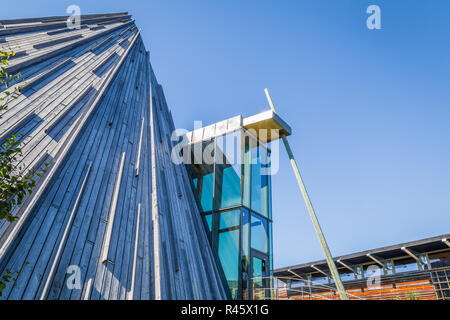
<box><xmin>186</xmin><ymin>128</ymin><xmax>273</xmax><ymax>299</ymax></box>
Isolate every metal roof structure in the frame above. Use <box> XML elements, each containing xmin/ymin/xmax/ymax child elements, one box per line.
<box><xmin>275</xmin><ymin>233</ymin><xmax>450</xmax><ymax>278</ymax></box>
<box><xmin>0</xmin><ymin>13</ymin><xmax>226</xmax><ymax>300</ymax></box>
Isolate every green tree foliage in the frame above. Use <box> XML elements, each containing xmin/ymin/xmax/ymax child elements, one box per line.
<box><xmin>0</xmin><ymin>133</ymin><xmax>50</xmax><ymax>221</ymax></box>
<box><xmin>407</xmin><ymin>291</ymin><xmax>419</xmax><ymax>300</ymax></box>
<box><xmin>0</xmin><ymin>45</ymin><xmax>50</xmax><ymax>295</ymax></box>
<box><xmin>0</xmin><ymin>45</ymin><xmax>49</xmax><ymax>221</ymax></box>
<box><xmin>1</xmin><ymin>45</ymin><xmax>24</xmax><ymax>112</ymax></box>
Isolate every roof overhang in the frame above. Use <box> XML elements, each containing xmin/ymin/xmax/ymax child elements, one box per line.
<box><xmin>183</xmin><ymin>110</ymin><xmax>292</xmax><ymax>145</ymax></box>
<box><xmin>243</xmin><ymin>110</ymin><xmax>291</xmax><ymax>143</ymax></box>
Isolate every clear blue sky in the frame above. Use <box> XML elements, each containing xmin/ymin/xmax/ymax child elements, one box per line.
<box><xmin>4</xmin><ymin>1</ymin><xmax>450</xmax><ymax>268</ymax></box>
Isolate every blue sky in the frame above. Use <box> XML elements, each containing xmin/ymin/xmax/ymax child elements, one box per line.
<box><xmin>4</xmin><ymin>1</ymin><xmax>450</xmax><ymax>268</ymax></box>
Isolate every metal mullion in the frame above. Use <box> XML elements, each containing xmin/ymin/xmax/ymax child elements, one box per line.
<box><xmin>238</xmin><ymin>207</ymin><xmax>243</xmax><ymax>299</ymax></box>
<box><xmin>211</xmin><ymin>138</ymin><xmax>219</xmax><ymax>253</ymax></box>
<box><xmin>218</xmin><ymin>225</ymin><xmax>240</xmax><ymax>233</ymax></box>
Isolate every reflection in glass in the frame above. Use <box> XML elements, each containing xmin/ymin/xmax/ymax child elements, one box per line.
<box><xmin>251</xmin><ymin>213</ymin><xmax>268</xmax><ymax>253</ymax></box>
<box><xmin>242</xmin><ymin>208</ymin><xmax>250</xmax><ymax>257</ymax></box>
<box><xmin>243</xmin><ymin>136</ymin><xmax>251</xmax><ymax>208</ymax></box>
<box><xmin>204</xmin><ymin>214</ymin><xmax>212</xmax><ymax>232</ymax></box>
<box><xmin>219</xmin><ymin>209</ymin><xmax>240</xmax><ymax>229</ymax></box>
<box><xmin>200</xmin><ymin>173</ymin><xmax>214</xmax><ymax>212</ymax></box>
<box><xmin>252</xmin><ymin>257</ymin><xmax>266</xmax><ymax>299</ymax></box>
<box><xmin>251</xmin><ymin>145</ymin><xmax>269</xmax><ymax>217</ymax></box>
<box><xmin>215</xmin><ymin>132</ymin><xmax>242</xmax><ymax>209</ymax></box>
<box><xmin>218</xmin><ymin>228</ymin><xmax>240</xmax><ymax>299</ymax></box>
<box><xmin>187</xmin><ymin>140</ymin><xmax>215</xmax><ymax>212</ymax></box>
<box><xmin>429</xmin><ymin>251</ymin><xmax>450</xmax><ymax>268</ymax></box>
<box><xmin>394</xmin><ymin>258</ymin><xmax>419</xmax><ymax>273</ymax></box>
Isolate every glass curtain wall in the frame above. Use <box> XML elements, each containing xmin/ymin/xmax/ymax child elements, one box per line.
<box><xmin>186</xmin><ymin>128</ymin><xmax>273</xmax><ymax>299</ymax></box>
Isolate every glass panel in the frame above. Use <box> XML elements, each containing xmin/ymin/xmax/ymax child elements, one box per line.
<box><xmin>242</xmin><ymin>208</ymin><xmax>250</xmax><ymax>299</ymax></box>
<box><xmin>187</xmin><ymin>140</ymin><xmax>215</xmax><ymax>212</ymax></box>
<box><xmin>219</xmin><ymin>209</ymin><xmax>240</xmax><ymax>230</ymax></box>
<box><xmin>269</xmin><ymin>221</ymin><xmax>273</xmax><ymax>272</ymax></box>
<box><xmin>429</xmin><ymin>251</ymin><xmax>450</xmax><ymax>268</ymax></box>
<box><xmin>204</xmin><ymin>214</ymin><xmax>212</xmax><ymax>232</ymax></box>
<box><xmin>267</xmin><ymin>150</ymin><xmax>272</xmax><ymax>220</ymax></box>
<box><xmin>215</xmin><ymin>132</ymin><xmax>242</xmax><ymax>209</ymax></box>
<box><xmin>193</xmin><ymin>177</ymin><xmax>198</xmax><ymax>189</ymax></box>
<box><xmin>340</xmin><ymin>271</ymin><xmax>356</xmax><ymax>282</ymax></box>
<box><xmin>311</xmin><ymin>275</ymin><xmax>328</xmax><ymax>285</ymax></box>
<box><xmin>385</xmin><ymin>260</ymin><xmax>393</xmax><ymax>275</ymax></box>
<box><xmin>418</xmin><ymin>255</ymin><xmax>429</xmax><ymax>270</ymax></box>
<box><xmin>251</xmin><ymin>145</ymin><xmax>269</xmax><ymax>217</ymax></box>
<box><xmin>243</xmin><ymin>136</ymin><xmax>251</xmax><ymax>208</ymax></box>
<box><xmin>364</xmin><ymin>264</ymin><xmax>382</xmax><ymax>278</ymax></box>
<box><xmin>218</xmin><ymin>228</ymin><xmax>240</xmax><ymax>299</ymax></box>
<box><xmin>356</xmin><ymin>265</ymin><xmax>363</xmax><ymax>279</ymax></box>
<box><xmin>200</xmin><ymin>172</ymin><xmax>214</xmax><ymax>212</ymax></box>
<box><xmin>242</xmin><ymin>208</ymin><xmax>250</xmax><ymax>257</ymax></box>
<box><xmin>394</xmin><ymin>258</ymin><xmax>419</xmax><ymax>273</ymax></box>
<box><xmin>251</xmin><ymin>213</ymin><xmax>268</xmax><ymax>253</ymax></box>
<box><xmin>252</xmin><ymin>257</ymin><xmax>267</xmax><ymax>300</ymax></box>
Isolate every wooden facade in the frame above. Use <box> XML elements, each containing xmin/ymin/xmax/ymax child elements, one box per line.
<box><xmin>0</xmin><ymin>13</ymin><xmax>226</xmax><ymax>300</ymax></box>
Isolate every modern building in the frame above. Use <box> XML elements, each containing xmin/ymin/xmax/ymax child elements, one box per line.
<box><xmin>181</xmin><ymin>111</ymin><xmax>290</xmax><ymax>299</ymax></box>
<box><xmin>273</xmin><ymin>234</ymin><xmax>450</xmax><ymax>300</ymax></box>
<box><xmin>0</xmin><ymin>13</ymin><xmax>288</xmax><ymax>300</ymax></box>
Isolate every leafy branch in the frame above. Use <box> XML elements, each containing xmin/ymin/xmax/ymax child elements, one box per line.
<box><xmin>1</xmin><ymin>43</ymin><xmax>25</xmax><ymax>112</ymax></box>
<box><xmin>0</xmin><ymin>261</ymin><xmax>29</xmax><ymax>296</ymax></box>
<box><xmin>0</xmin><ymin>44</ymin><xmax>50</xmax><ymax>296</ymax></box>
<box><xmin>0</xmin><ymin>133</ymin><xmax>50</xmax><ymax>221</ymax></box>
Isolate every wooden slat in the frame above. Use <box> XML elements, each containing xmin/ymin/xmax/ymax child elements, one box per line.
<box><xmin>100</xmin><ymin>151</ymin><xmax>125</xmax><ymax>263</ymax></box>
<box><xmin>39</xmin><ymin>161</ymin><xmax>92</xmax><ymax>299</ymax></box>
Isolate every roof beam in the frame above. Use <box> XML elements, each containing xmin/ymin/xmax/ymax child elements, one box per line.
<box><xmin>367</xmin><ymin>253</ymin><xmax>387</xmax><ymax>268</ymax></box>
<box><xmin>442</xmin><ymin>238</ymin><xmax>450</xmax><ymax>248</ymax></box>
<box><xmin>337</xmin><ymin>259</ymin><xmax>358</xmax><ymax>275</ymax></box>
<box><xmin>311</xmin><ymin>265</ymin><xmax>330</xmax><ymax>277</ymax></box>
<box><xmin>288</xmin><ymin>269</ymin><xmax>306</xmax><ymax>282</ymax></box>
<box><xmin>288</xmin><ymin>269</ymin><xmax>303</xmax><ymax>280</ymax></box>
<box><xmin>401</xmin><ymin>246</ymin><xmax>425</xmax><ymax>265</ymax></box>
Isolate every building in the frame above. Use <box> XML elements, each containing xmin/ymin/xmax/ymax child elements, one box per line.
<box><xmin>0</xmin><ymin>13</ymin><xmax>288</xmax><ymax>300</ymax></box>
<box><xmin>0</xmin><ymin>12</ymin><xmax>228</xmax><ymax>300</ymax></box>
<box><xmin>274</xmin><ymin>234</ymin><xmax>450</xmax><ymax>300</ymax></box>
<box><xmin>181</xmin><ymin>111</ymin><xmax>291</xmax><ymax>299</ymax></box>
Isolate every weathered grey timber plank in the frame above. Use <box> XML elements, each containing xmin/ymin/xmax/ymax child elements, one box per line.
<box><xmin>100</xmin><ymin>152</ymin><xmax>126</xmax><ymax>264</ymax></box>
<box><xmin>99</xmin><ymin>44</ymin><xmax>146</xmax><ymax>298</ymax></box>
<box><xmin>0</xmin><ymin>14</ymin><xmax>131</xmax><ymax>36</ymax></box>
<box><xmin>39</xmin><ymin>161</ymin><xmax>92</xmax><ymax>299</ymax></box>
<box><xmin>135</xmin><ymin>117</ymin><xmax>144</xmax><ymax>176</ymax></box>
<box><xmin>108</xmin><ymin>54</ymin><xmax>147</xmax><ymax>299</ymax></box>
<box><xmin>5</xmin><ymin>20</ymin><xmax>134</xmax><ymax>74</ymax></box>
<box><xmin>34</xmin><ymin>34</ymin><xmax>83</xmax><ymax>49</ymax></box>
